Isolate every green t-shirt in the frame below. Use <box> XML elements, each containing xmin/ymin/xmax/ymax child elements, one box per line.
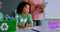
<box><xmin>16</xmin><ymin>14</ymin><xmax>33</xmax><ymax>25</ymax></box>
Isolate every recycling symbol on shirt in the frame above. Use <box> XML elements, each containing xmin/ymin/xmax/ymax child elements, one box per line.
<box><xmin>0</xmin><ymin>23</ymin><xmax>9</xmax><ymax>31</ymax></box>
<box><xmin>20</xmin><ymin>18</ymin><xmax>27</xmax><ymax>23</ymax></box>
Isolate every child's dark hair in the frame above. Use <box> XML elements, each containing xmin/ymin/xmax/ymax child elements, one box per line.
<box><xmin>17</xmin><ymin>1</ymin><xmax>31</xmax><ymax>14</ymax></box>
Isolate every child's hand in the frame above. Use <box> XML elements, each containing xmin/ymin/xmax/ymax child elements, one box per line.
<box><xmin>25</xmin><ymin>24</ymin><xmax>33</xmax><ymax>27</ymax></box>
<box><xmin>17</xmin><ymin>24</ymin><xmax>25</xmax><ymax>28</ymax></box>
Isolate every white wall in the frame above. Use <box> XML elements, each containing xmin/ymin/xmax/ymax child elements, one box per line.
<box><xmin>45</xmin><ymin>0</ymin><xmax>60</xmax><ymax>19</ymax></box>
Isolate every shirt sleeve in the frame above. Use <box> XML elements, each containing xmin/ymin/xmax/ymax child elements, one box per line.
<box><xmin>27</xmin><ymin>14</ymin><xmax>33</xmax><ymax>24</ymax></box>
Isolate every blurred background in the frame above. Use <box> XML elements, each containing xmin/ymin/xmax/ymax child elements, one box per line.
<box><xmin>0</xmin><ymin>0</ymin><xmax>60</xmax><ymax>32</ymax></box>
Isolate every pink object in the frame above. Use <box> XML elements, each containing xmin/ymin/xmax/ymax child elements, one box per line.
<box><xmin>24</xmin><ymin>0</ymin><xmax>43</xmax><ymax>4</ymax></box>
<box><xmin>49</xmin><ymin>20</ymin><xmax>60</xmax><ymax>29</ymax></box>
<box><xmin>31</xmin><ymin>0</ymin><xmax>43</xmax><ymax>4</ymax></box>
<box><xmin>31</xmin><ymin>11</ymin><xmax>43</xmax><ymax>20</ymax></box>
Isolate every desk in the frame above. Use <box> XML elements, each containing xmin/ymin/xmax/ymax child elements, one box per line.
<box><xmin>16</xmin><ymin>26</ymin><xmax>42</xmax><ymax>32</ymax></box>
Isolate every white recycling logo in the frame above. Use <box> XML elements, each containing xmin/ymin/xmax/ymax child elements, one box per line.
<box><xmin>1</xmin><ymin>23</ymin><xmax>9</xmax><ymax>31</ymax></box>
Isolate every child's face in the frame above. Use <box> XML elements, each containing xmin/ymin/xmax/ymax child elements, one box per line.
<box><xmin>23</xmin><ymin>5</ymin><xmax>30</xmax><ymax>14</ymax></box>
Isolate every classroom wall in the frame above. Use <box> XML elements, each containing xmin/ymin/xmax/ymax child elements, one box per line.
<box><xmin>45</xmin><ymin>0</ymin><xmax>60</xmax><ymax>19</ymax></box>
<box><xmin>1</xmin><ymin>0</ymin><xmax>23</xmax><ymax>17</ymax></box>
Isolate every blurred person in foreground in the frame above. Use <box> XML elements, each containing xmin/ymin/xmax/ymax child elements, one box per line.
<box><xmin>0</xmin><ymin>1</ymin><xmax>3</xmax><ymax>20</ymax></box>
